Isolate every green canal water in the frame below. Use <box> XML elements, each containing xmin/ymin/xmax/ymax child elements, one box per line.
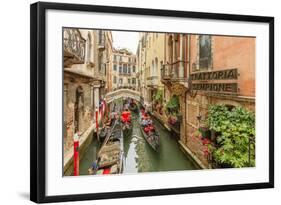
<box><xmin>79</xmin><ymin>111</ymin><xmax>199</xmax><ymax>175</ymax></box>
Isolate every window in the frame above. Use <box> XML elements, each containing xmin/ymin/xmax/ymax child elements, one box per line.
<box><xmin>98</xmin><ymin>54</ymin><xmax>103</xmax><ymax>72</ymax></box>
<box><xmin>128</xmin><ymin>78</ymin><xmax>131</xmax><ymax>84</ymax></box>
<box><xmin>154</xmin><ymin>58</ymin><xmax>158</xmax><ymax>76</ymax></box>
<box><xmin>98</xmin><ymin>30</ymin><xmax>104</xmax><ymax>46</ymax></box>
<box><xmin>113</xmin><ymin>64</ymin><xmax>117</xmax><ymax>71</ymax></box>
<box><xmin>128</xmin><ymin>57</ymin><xmax>131</xmax><ymax>62</ymax></box>
<box><xmin>86</xmin><ymin>33</ymin><xmax>91</xmax><ymax>63</ymax></box>
<box><xmin>132</xmin><ymin>78</ymin><xmax>136</xmax><ymax>84</ymax></box>
<box><xmin>114</xmin><ymin>55</ymin><xmax>117</xmax><ymax>61</ymax></box>
<box><xmin>123</xmin><ymin>64</ymin><xmax>127</xmax><ymax>73</ymax></box>
<box><xmin>119</xmin><ymin>65</ymin><xmax>122</xmax><ymax>73</ymax></box>
<box><xmin>151</xmin><ymin>60</ymin><xmax>154</xmax><ymax>77</ymax></box>
<box><xmin>113</xmin><ymin>76</ymin><xmax>117</xmax><ymax>84</ymax></box>
<box><xmin>119</xmin><ymin>78</ymin><xmax>123</xmax><ymax>84</ymax></box>
<box><xmin>119</xmin><ymin>56</ymin><xmax>122</xmax><ymax>62</ymax></box>
<box><xmin>168</xmin><ymin>35</ymin><xmax>173</xmax><ymax>64</ymax></box>
<box><xmin>133</xmin><ymin>66</ymin><xmax>136</xmax><ymax>73</ymax></box>
<box><xmin>199</xmin><ymin>35</ymin><xmax>212</xmax><ymax>70</ymax></box>
<box><xmin>128</xmin><ymin>66</ymin><xmax>131</xmax><ymax>74</ymax></box>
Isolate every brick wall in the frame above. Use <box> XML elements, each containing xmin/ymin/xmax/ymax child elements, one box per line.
<box><xmin>184</xmin><ymin>94</ymin><xmax>255</xmax><ymax>168</ymax></box>
<box><xmin>64</xmin><ymin>78</ymin><xmax>94</xmax><ymax>152</ymax></box>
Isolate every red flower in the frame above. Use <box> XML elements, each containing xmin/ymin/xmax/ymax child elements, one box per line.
<box><xmin>202</xmin><ymin>138</ymin><xmax>210</xmax><ymax>145</ymax></box>
<box><xmin>203</xmin><ymin>149</ymin><xmax>210</xmax><ymax>156</ymax></box>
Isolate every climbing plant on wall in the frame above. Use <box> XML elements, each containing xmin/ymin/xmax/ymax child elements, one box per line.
<box><xmin>153</xmin><ymin>89</ymin><xmax>163</xmax><ymax>102</ymax></box>
<box><xmin>165</xmin><ymin>95</ymin><xmax>180</xmax><ymax>114</ymax></box>
<box><xmin>207</xmin><ymin>105</ymin><xmax>255</xmax><ymax>168</ymax></box>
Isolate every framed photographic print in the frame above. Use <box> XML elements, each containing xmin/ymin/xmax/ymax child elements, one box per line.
<box><xmin>30</xmin><ymin>1</ymin><xmax>274</xmax><ymax>203</ymax></box>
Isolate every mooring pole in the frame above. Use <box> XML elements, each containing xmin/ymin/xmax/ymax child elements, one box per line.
<box><xmin>95</xmin><ymin>107</ymin><xmax>99</xmax><ymax>141</ymax></box>
<box><xmin>73</xmin><ymin>133</ymin><xmax>79</xmax><ymax>176</ymax></box>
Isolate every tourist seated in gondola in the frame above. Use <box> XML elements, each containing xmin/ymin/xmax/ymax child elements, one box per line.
<box><xmin>144</xmin><ymin>124</ymin><xmax>155</xmax><ymax>133</ymax></box>
<box><xmin>121</xmin><ymin>108</ymin><xmax>131</xmax><ymax>123</ymax></box>
<box><xmin>141</xmin><ymin>111</ymin><xmax>148</xmax><ymax>120</ymax></box>
<box><xmin>140</xmin><ymin>107</ymin><xmax>145</xmax><ymax>115</ymax></box>
<box><xmin>103</xmin><ymin>116</ymin><xmax>113</xmax><ymax>128</ymax></box>
<box><xmin>142</xmin><ymin>115</ymin><xmax>152</xmax><ymax>126</ymax></box>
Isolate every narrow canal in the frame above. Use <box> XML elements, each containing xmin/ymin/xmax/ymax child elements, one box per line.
<box><xmin>79</xmin><ymin>105</ymin><xmax>199</xmax><ymax>175</ymax></box>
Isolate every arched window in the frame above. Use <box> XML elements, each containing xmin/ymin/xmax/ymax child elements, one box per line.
<box><xmin>151</xmin><ymin>60</ymin><xmax>154</xmax><ymax>77</ymax></box>
<box><xmin>154</xmin><ymin>58</ymin><xmax>158</xmax><ymax>76</ymax></box>
<box><xmin>168</xmin><ymin>35</ymin><xmax>173</xmax><ymax>64</ymax></box>
<box><xmin>199</xmin><ymin>35</ymin><xmax>212</xmax><ymax>70</ymax></box>
<box><xmin>123</xmin><ymin>64</ymin><xmax>127</xmax><ymax>73</ymax></box>
<box><xmin>74</xmin><ymin>86</ymin><xmax>84</xmax><ymax>133</ymax></box>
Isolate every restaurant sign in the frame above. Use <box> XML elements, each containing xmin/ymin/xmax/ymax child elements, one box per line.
<box><xmin>191</xmin><ymin>68</ymin><xmax>238</xmax><ymax>93</ymax></box>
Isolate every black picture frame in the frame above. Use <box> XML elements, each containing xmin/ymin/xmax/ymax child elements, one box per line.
<box><xmin>30</xmin><ymin>1</ymin><xmax>274</xmax><ymax>203</ymax></box>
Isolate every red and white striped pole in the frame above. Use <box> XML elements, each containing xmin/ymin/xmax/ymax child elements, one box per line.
<box><xmin>73</xmin><ymin>133</ymin><xmax>79</xmax><ymax>176</ymax></box>
<box><xmin>95</xmin><ymin>107</ymin><xmax>99</xmax><ymax>141</ymax></box>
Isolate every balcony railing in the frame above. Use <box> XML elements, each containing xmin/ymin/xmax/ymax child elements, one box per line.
<box><xmin>63</xmin><ymin>29</ymin><xmax>86</xmax><ymax>65</ymax></box>
<box><xmin>146</xmin><ymin>76</ymin><xmax>158</xmax><ymax>87</ymax></box>
<box><xmin>161</xmin><ymin>62</ymin><xmax>187</xmax><ymax>82</ymax></box>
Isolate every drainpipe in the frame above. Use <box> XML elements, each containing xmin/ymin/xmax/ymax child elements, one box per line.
<box><xmin>188</xmin><ymin>35</ymin><xmax>191</xmax><ymax>78</ymax></box>
<box><xmin>184</xmin><ymin>35</ymin><xmax>191</xmax><ymax>144</ymax></box>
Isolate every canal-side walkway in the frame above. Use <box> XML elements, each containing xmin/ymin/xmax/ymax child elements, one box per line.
<box><xmin>64</xmin><ymin>123</ymin><xmax>95</xmax><ymax>176</ymax></box>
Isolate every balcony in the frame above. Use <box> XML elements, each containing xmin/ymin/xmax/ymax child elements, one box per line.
<box><xmin>161</xmin><ymin>62</ymin><xmax>187</xmax><ymax>83</ymax></box>
<box><xmin>119</xmin><ymin>72</ymin><xmax>132</xmax><ymax>76</ymax></box>
<box><xmin>146</xmin><ymin>76</ymin><xmax>158</xmax><ymax>87</ymax></box>
<box><xmin>63</xmin><ymin>29</ymin><xmax>86</xmax><ymax>67</ymax></box>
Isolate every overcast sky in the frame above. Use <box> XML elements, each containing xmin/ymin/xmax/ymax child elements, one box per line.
<box><xmin>112</xmin><ymin>31</ymin><xmax>139</xmax><ymax>54</ymax></box>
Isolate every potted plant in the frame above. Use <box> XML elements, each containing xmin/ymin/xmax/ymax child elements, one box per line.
<box><xmin>199</xmin><ymin>123</ymin><xmax>211</xmax><ymax>139</ymax></box>
<box><xmin>168</xmin><ymin>114</ymin><xmax>178</xmax><ymax>125</ymax></box>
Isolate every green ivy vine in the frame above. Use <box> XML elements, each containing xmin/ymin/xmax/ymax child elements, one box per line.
<box><xmin>165</xmin><ymin>95</ymin><xmax>180</xmax><ymax>114</ymax></box>
<box><xmin>153</xmin><ymin>89</ymin><xmax>163</xmax><ymax>102</ymax></box>
<box><xmin>207</xmin><ymin>105</ymin><xmax>255</xmax><ymax>168</ymax></box>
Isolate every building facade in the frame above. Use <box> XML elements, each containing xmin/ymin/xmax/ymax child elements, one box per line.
<box><xmin>63</xmin><ymin>28</ymin><xmax>113</xmax><ymax>152</ymax></box>
<box><xmin>111</xmin><ymin>48</ymin><xmax>137</xmax><ymax>91</ymax></box>
<box><xmin>138</xmin><ymin>33</ymin><xmax>255</xmax><ymax>168</ymax></box>
<box><xmin>183</xmin><ymin>35</ymin><xmax>255</xmax><ymax>167</ymax></box>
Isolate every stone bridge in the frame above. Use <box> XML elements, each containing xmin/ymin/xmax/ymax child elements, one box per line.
<box><xmin>105</xmin><ymin>89</ymin><xmax>141</xmax><ymax>104</ymax></box>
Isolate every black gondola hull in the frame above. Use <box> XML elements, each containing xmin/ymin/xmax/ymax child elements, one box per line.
<box><xmin>139</xmin><ymin>126</ymin><xmax>159</xmax><ymax>151</ymax></box>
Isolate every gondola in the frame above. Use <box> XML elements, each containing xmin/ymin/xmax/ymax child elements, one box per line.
<box><xmin>98</xmin><ymin>127</ymin><xmax>108</xmax><ymax>142</ymax></box>
<box><xmin>139</xmin><ymin>113</ymin><xmax>160</xmax><ymax>151</ymax></box>
<box><xmin>120</xmin><ymin>106</ymin><xmax>133</xmax><ymax>138</ymax></box>
<box><xmin>88</xmin><ymin>121</ymin><xmax>124</xmax><ymax>175</ymax></box>
<box><xmin>122</xmin><ymin>121</ymin><xmax>132</xmax><ymax>137</ymax></box>
<box><xmin>139</xmin><ymin>125</ymin><xmax>159</xmax><ymax>151</ymax></box>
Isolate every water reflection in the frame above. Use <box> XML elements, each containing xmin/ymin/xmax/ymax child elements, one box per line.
<box><xmin>122</xmin><ymin>112</ymin><xmax>199</xmax><ymax>173</ymax></box>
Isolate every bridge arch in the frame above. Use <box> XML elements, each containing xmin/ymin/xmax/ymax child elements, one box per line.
<box><xmin>105</xmin><ymin>88</ymin><xmax>141</xmax><ymax>104</ymax></box>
